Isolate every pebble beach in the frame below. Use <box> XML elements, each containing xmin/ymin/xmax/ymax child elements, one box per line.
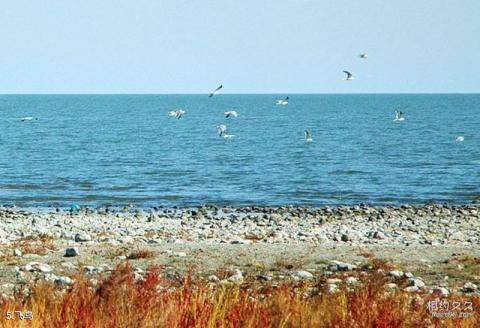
<box><xmin>0</xmin><ymin>204</ymin><xmax>479</xmax><ymax>299</ymax></box>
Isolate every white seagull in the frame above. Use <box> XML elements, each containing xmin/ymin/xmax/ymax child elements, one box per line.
<box><xmin>393</xmin><ymin>110</ymin><xmax>405</xmax><ymax>122</ymax></box>
<box><xmin>359</xmin><ymin>53</ymin><xmax>368</xmax><ymax>59</ymax></box>
<box><xmin>21</xmin><ymin>116</ymin><xmax>35</xmax><ymax>122</ymax></box>
<box><xmin>168</xmin><ymin>110</ymin><xmax>185</xmax><ymax>119</ymax></box>
<box><xmin>343</xmin><ymin>71</ymin><xmax>354</xmax><ymax>80</ymax></box>
<box><xmin>455</xmin><ymin>136</ymin><xmax>465</xmax><ymax>142</ymax></box>
<box><xmin>216</xmin><ymin>124</ymin><xmax>234</xmax><ymax>138</ymax></box>
<box><xmin>276</xmin><ymin>96</ymin><xmax>289</xmax><ymax>105</ymax></box>
<box><xmin>209</xmin><ymin>85</ymin><xmax>223</xmax><ymax>97</ymax></box>
<box><xmin>216</xmin><ymin>124</ymin><xmax>227</xmax><ymax>136</ymax></box>
<box><xmin>224</xmin><ymin>111</ymin><xmax>238</xmax><ymax>118</ymax></box>
<box><xmin>304</xmin><ymin>130</ymin><xmax>313</xmax><ymax>143</ymax></box>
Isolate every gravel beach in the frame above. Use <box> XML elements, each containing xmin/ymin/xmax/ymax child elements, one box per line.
<box><xmin>0</xmin><ymin>204</ymin><xmax>479</xmax><ymax>298</ymax></box>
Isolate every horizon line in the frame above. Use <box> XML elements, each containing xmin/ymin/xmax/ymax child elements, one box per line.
<box><xmin>0</xmin><ymin>92</ymin><xmax>479</xmax><ymax>96</ymax></box>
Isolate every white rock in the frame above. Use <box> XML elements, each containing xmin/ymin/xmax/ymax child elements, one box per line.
<box><xmin>208</xmin><ymin>275</ymin><xmax>220</xmax><ymax>282</ymax></box>
<box><xmin>169</xmin><ymin>252</ymin><xmax>187</xmax><ymax>258</ymax></box>
<box><xmin>328</xmin><ymin>260</ymin><xmax>357</xmax><ymax>271</ymax></box>
<box><xmin>61</xmin><ymin>262</ymin><xmax>77</xmax><ymax>271</ymax></box>
<box><xmin>404</xmin><ymin>272</ymin><xmax>414</xmax><ymax>278</ymax></box>
<box><xmin>463</xmin><ymin>282</ymin><xmax>478</xmax><ymax>293</ymax></box>
<box><xmin>23</xmin><ymin>263</ymin><xmax>34</xmax><ymax>272</ymax></box>
<box><xmin>346</xmin><ymin>277</ymin><xmax>359</xmax><ymax>285</ymax></box>
<box><xmin>386</xmin><ymin>283</ymin><xmax>398</xmax><ymax>290</ymax></box>
<box><xmin>54</xmin><ymin>276</ymin><xmax>73</xmax><ymax>286</ymax></box>
<box><xmin>13</xmin><ymin>249</ymin><xmax>22</xmax><ymax>257</ymax></box>
<box><xmin>228</xmin><ymin>269</ymin><xmax>244</xmax><ymax>283</ymax></box>
<box><xmin>44</xmin><ymin>273</ymin><xmax>58</xmax><ymax>283</ymax></box>
<box><xmin>84</xmin><ymin>266</ymin><xmax>103</xmax><ymax>274</ymax></box>
<box><xmin>294</xmin><ymin>270</ymin><xmax>314</xmax><ymax>280</ymax></box>
<box><xmin>389</xmin><ymin>270</ymin><xmax>404</xmax><ymax>279</ymax></box>
<box><xmin>408</xmin><ymin>278</ymin><xmax>425</xmax><ymax>289</ymax></box>
<box><xmin>74</xmin><ymin>233</ymin><xmax>91</xmax><ymax>242</ymax></box>
<box><xmin>38</xmin><ymin>263</ymin><xmax>52</xmax><ymax>273</ymax></box>
<box><xmin>327</xmin><ymin>284</ymin><xmax>339</xmax><ymax>293</ymax></box>
<box><xmin>403</xmin><ymin>286</ymin><xmax>419</xmax><ymax>293</ymax></box>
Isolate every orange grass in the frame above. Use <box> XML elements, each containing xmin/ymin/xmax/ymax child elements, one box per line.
<box><xmin>127</xmin><ymin>249</ymin><xmax>156</xmax><ymax>260</ymax></box>
<box><xmin>0</xmin><ymin>264</ymin><xmax>478</xmax><ymax>328</ymax></box>
<box><xmin>12</xmin><ymin>235</ymin><xmax>57</xmax><ymax>256</ymax></box>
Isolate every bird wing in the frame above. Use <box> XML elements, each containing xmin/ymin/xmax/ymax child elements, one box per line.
<box><xmin>210</xmin><ymin>85</ymin><xmax>222</xmax><ymax>97</ymax></box>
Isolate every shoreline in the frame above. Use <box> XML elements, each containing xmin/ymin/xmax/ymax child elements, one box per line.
<box><xmin>0</xmin><ymin>204</ymin><xmax>479</xmax><ymax>299</ymax></box>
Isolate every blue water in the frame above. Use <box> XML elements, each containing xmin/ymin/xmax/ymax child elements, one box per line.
<box><xmin>0</xmin><ymin>94</ymin><xmax>478</xmax><ymax>207</ymax></box>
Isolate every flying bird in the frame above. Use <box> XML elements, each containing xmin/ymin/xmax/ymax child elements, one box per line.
<box><xmin>305</xmin><ymin>130</ymin><xmax>313</xmax><ymax>143</ymax></box>
<box><xmin>168</xmin><ymin>110</ymin><xmax>185</xmax><ymax>119</ymax></box>
<box><xmin>343</xmin><ymin>71</ymin><xmax>353</xmax><ymax>80</ymax></box>
<box><xmin>455</xmin><ymin>136</ymin><xmax>465</xmax><ymax>142</ymax></box>
<box><xmin>276</xmin><ymin>96</ymin><xmax>289</xmax><ymax>105</ymax></box>
<box><xmin>359</xmin><ymin>53</ymin><xmax>368</xmax><ymax>59</ymax></box>
<box><xmin>216</xmin><ymin>124</ymin><xmax>234</xmax><ymax>138</ymax></box>
<box><xmin>209</xmin><ymin>85</ymin><xmax>223</xmax><ymax>97</ymax></box>
<box><xmin>216</xmin><ymin>124</ymin><xmax>227</xmax><ymax>136</ymax></box>
<box><xmin>394</xmin><ymin>110</ymin><xmax>405</xmax><ymax>122</ymax></box>
<box><xmin>224</xmin><ymin>111</ymin><xmax>238</xmax><ymax>118</ymax></box>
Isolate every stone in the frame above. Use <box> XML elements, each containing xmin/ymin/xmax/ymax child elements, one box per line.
<box><xmin>13</xmin><ymin>249</ymin><xmax>22</xmax><ymax>257</ymax></box>
<box><xmin>432</xmin><ymin>287</ymin><xmax>449</xmax><ymax>297</ymax></box>
<box><xmin>341</xmin><ymin>233</ymin><xmax>351</xmax><ymax>242</ymax></box>
<box><xmin>328</xmin><ymin>260</ymin><xmax>357</xmax><ymax>272</ymax></box>
<box><xmin>74</xmin><ymin>233</ymin><xmax>91</xmax><ymax>242</ymax></box>
<box><xmin>463</xmin><ymin>282</ymin><xmax>478</xmax><ymax>293</ymax></box>
<box><xmin>389</xmin><ymin>270</ymin><xmax>404</xmax><ymax>279</ymax></box>
<box><xmin>169</xmin><ymin>252</ymin><xmax>187</xmax><ymax>258</ymax></box>
<box><xmin>208</xmin><ymin>275</ymin><xmax>220</xmax><ymax>282</ymax></box>
<box><xmin>373</xmin><ymin>231</ymin><xmax>385</xmax><ymax>240</ymax></box>
<box><xmin>228</xmin><ymin>269</ymin><xmax>243</xmax><ymax>283</ymax></box>
<box><xmin>404</xmin><ymin>272</ymin><xmax>414</xmax><ymax>279</ymax></box>
<box><xmin>84</xmin><ymin>266</ymin><xmax>103</xmax><ymax>275</ymax></box>
<box><xmin>327</xmin><ymin>284</ymin><xmax>339</xmax><ymax>293</ymax></box>
<box><xmin>404</xmin><ymin>286</ymin><xmax>419</xmax><ymax>293</ymax></box>
<box><xmin>346</xmin><ymin>277</ymin><xmax>359</xmax><ymax>285</ymax></box>
<box><xmin>61</xmin><ymin>262</ymin><xmax>77</xmax><ymax>271</ymax></box>
<box><xmin>386</xmin><ymin>283</ymin><xmax>398</xmax><ymax>290</ymax></box>
<box><xmin>55</xmin><ymin>276</ymin><xmax>73</xmax><ymax>286</ymax></box>
<box><xmin>408</xmin><ymin>278</ymin><xmax>425</xmax><ymax>289</ymax></box>
<box><xmin>64</xmin><ymin>247</ymin><xmax>79</xmax><ymax>257</ymax></box>
<box><xmin>37</xmin><ymin>263</ymin><xmax>52</xmax><ymax>273</ymax></box>
<box><xmin>256</xmin><ymin>274</ymin><xmax>273</xmax><ymax>282</ymax></box>
<box><xmin>294</xmin><ymin>270</ymin><xmax>314</xmax><ymax>280</ymax></box>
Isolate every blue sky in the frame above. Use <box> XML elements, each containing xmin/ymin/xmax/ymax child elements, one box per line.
<box><xmin>0</xmin><ymin>0</ymin><xmax>478</xmax><ymax>94</ymax></box>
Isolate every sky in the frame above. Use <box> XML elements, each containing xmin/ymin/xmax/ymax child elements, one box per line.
<box><xmin>0</xmin><ymin>0</ymin><xmax>479</xmax><ymax>94</ymax></box>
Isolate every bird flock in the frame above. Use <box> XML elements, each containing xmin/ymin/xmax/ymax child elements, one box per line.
<box><xmin>165</xmin><ymin>52</ymin><xmax>465</xmax><ymax>143</ymax></box>
<box><xmin>18</xmin><ymin>52</ymin><xmax>465</xmax><ymax>143</ymax></box>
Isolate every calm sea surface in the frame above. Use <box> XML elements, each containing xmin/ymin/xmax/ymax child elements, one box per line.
<box><xmin>0</xmin><ymin>94</ymin><xmax>478</xmax><ymax>207</ymax></box>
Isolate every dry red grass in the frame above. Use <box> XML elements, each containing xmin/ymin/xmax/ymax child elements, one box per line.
<box><xmin>127</xmin><ymin>249</ymin><xmax>156</xmax><ymax>260</ymax></box>
<box><xmin>0</xmin><ymin>264</ymin><xmax>478</xmax><ymax>327</ymax></box>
